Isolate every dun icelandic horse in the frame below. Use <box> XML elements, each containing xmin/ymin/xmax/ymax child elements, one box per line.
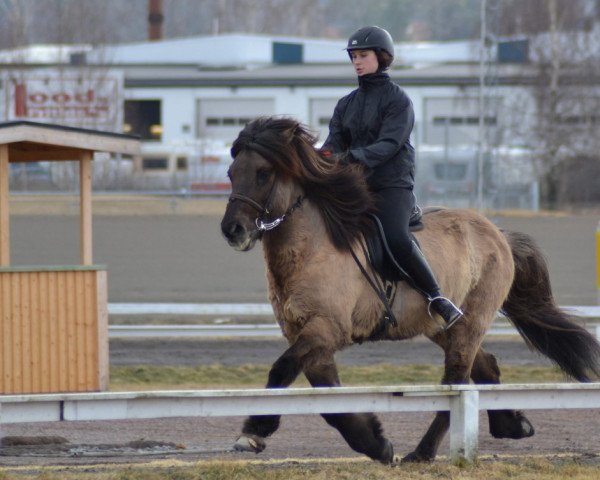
<box><xmin>220</xmin><ymin>116</ymin><xmax>600</xmax><ymax>463</ymax></box>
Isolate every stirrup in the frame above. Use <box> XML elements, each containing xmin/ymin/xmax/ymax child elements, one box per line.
<box><xmin>427</xmin><ymin>296</ymin><xmax>464</xmax><ymax>330</ymax></box>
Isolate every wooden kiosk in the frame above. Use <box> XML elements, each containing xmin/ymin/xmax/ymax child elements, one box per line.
<box><xmin>0</xmin><ymin>121</ymin><xmax>139</xmax><ymax>394</ymax></box>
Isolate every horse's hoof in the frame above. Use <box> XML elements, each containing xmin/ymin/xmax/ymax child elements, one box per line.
<box><xmin>401</xmin><ymin>451</ymin><xmax>433</xmax><ymax>463</ymax></box>
<box><xmin>378</xmin><ymin>439</ymin><xmax>395</xmax><ymax>464</ymax></box>
<box><xmin>234</xmin><ymin>434</ymin><xmax>266</xmax><ymax>453</ymax></box>
<box><xmin>489</xmin><ymin>410</ymin><xmax>535</xmax><ymax>439</ymax></box>
<box><xmin>518</xmin><ymin>415</ymin><xmax>535</xmax><ymax>438</ymax></box>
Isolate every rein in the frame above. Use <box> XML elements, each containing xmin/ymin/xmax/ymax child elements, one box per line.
<box><xmin>349</xmin><ymin>241</ymin><xmax>398</xmax><ymax>328</ymax></box>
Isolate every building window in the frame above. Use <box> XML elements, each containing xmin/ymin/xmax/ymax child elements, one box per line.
<box><xmin>432</xmin><ymin>116</ymin><xmax>496</xmax><ymax>126</ymax></box>
<box><xmin>205</xmin><ymin>116</ymin><xmax>252</xmax><ymax>126</ymax></box>
<box><xmin>558</xmin><ymin>115</ymin><xmax>600</xmax><ymax>125</ymax></box>
<box><xmin>142</xmin><ymin>157</ymin><xmax>168</xmax><ymax>170</ymax></box>
<box><xmin>124</xmin><ymin>100</ymin><xmax>162</xmax><ymax>141</ymax></box>
<box><xmin>176</xmin><ymin>156</ymin><xmax>188</xmax><ymax>171</ymax></box>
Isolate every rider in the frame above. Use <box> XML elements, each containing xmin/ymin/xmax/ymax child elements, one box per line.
<box><xmin>322</xmin><ymin>25</ymin><xmax>463</xmax><ymax>329</ymax></box>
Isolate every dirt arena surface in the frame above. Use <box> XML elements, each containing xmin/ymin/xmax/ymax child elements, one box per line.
<box><xmin>9</xmin><ymin>199</ymin><xmax>599</xmax><ymax>306</ymax></box>
<box><xmin>106</xmin><ymin>336</ymin><xmax>551</xmax><ymax>368</ymax></box>
<box><xmin>3</xmin><ymin>199</ymin><xmax>600</xmax><ymax>466</ymax></box>
<box><xmin>2</xmin><ymin>410</ymin><xmax>600</xmax><ymax>468</ymax></box>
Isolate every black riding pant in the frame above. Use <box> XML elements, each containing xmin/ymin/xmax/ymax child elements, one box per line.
<box><xmin>373</xmin><ymin>187</ymin><xmax>416</xmax><ymax>259</ymax></box>
<box><xmin>374</xmin><ymin>187</ymin><xmax>442</xmax><ymax>299</ymax></box>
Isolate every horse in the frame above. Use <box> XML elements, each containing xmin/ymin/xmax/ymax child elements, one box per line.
<box><xmin>220</xmin><ymin>116</ymin><xmax>600</xmax><ymax>464</ymax></box>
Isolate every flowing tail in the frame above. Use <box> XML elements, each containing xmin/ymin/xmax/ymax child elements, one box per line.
<box><xmin>501</xmin><ymin>230</ymin><xmax>600</xmax><ymax>382</ymax></box>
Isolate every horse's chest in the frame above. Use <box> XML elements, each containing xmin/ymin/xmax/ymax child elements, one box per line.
<box><xmin>265</xmin><ymin>265</ymin><xmax>312</xmax><ymax>329</ymax></box>
<box><xmin>263</xmin><ymin>242</ymin><xmax>333</xmax><ymax>337</ymax></box>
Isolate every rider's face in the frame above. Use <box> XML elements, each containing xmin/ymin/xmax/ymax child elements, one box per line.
<box><xmin>350</xmin><ymin>49</ymin><xmax>379</xmax><ymax>76</ymax></box>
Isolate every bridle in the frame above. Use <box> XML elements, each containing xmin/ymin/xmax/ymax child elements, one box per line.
<box><xmin>228</xmin><ymin>176</ymin><xmax>304</xmax><ymax>232</ymax></box>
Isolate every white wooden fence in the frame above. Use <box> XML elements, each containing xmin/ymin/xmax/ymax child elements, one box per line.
<box><xmin>108</xmin><ymin>303</ymin><xmax>600</xmax><ymax>317</ymax></box>
<box><xmin>106</xmin><ymin>303</ymin><xmax>600</xmax><ymax>339</ymax></box>
<box><xmin>2</xmin><ymin>383</ymin><xmax>600</xmax><ymax>463</ymax></box>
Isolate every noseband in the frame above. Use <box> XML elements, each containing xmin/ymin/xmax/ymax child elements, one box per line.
<box><xmin>228</xmin><ymin>179</ymin><xmax>303</xmax><ymax>232</ymax></box>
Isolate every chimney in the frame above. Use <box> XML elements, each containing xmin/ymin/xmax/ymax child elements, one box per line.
<box><xmin>148</xmin><ymin>0</ymin><xmax>164</xmax><ymax>41</ymax></box>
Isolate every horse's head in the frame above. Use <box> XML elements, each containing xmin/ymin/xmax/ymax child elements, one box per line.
<box><xmin>221</xmin><ymin>116</ymin><xmax>374</xmax><ymax>252</ymax></box>
<box><xmin>220</xmin><ymin>117</ymin><xmax>308</xmax><ymax>251</ymax></box>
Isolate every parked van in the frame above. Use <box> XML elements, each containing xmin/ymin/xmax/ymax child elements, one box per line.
<box><xmin>415</xmin><ymin>146</ymin><xmax>481</xmax><ymax>207</ymax></box>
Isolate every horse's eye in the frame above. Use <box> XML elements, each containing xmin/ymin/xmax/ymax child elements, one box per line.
<box><xmin>256</xmin><ymin>168</ymin><xmax>272</xmax><ymax>185</ymax></box>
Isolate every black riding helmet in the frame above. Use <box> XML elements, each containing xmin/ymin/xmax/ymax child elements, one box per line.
<box><xmin>346</xmin><ymin>26</ymin><xmax>394</xmax><ymax>70</ymax></box>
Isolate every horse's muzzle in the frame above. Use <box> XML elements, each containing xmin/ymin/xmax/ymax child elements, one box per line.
<box><xmin>221</xmin><ymin>219</ymin><xmax>258</xmax><ymax>251</ymax></box>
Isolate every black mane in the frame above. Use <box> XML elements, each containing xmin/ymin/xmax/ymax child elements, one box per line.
<box><xmin>231</xmin><ymin>116</ymin><xmax>375</xmax><ymax>250</ymax></box>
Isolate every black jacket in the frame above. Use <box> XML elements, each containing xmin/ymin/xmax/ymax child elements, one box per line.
<box><xmin>323</xmin><ymin>72</ymin><xmax>415</xmax><ymax>190</ymax></box>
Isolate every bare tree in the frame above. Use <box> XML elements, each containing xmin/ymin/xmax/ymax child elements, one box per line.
<box><xmin>211</xmin><ymin>0</ymin><xmax>325</xmax><ymax>36</ymax></box>
<box><xmin>0</xmin><ymin>0</ymin><xmax>33</xmax><ymax>48</ymax></box>
<box><xmin>1</xmin><ymin>0</ymin><xmax>131</xmax><ymax>190</ymax></box>
<box><xmin>497</xmin><ymin>0</ymin><xmax>600</xmax><ymax>208</ymax></box>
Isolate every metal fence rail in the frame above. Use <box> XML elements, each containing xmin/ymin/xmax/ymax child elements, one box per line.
<box><xmin>2</xmin><ymin>383</ymin><xmax>600</xmax><ymax>462</ymax></box>
<box><xmin>109</xmin><ymin>323</ymin><xmax>282</xmax><ymax>338</ymax></box>
<box><xmin>107</xmin><ymin>322</ymin><xmax>600</xmax><ymax>339</ymax></box>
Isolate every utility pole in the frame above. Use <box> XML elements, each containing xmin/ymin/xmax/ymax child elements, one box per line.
<box><xmin>477</xmin><ymin>0</ymin><xmax>487</xmax><ymax>211</ymax></box>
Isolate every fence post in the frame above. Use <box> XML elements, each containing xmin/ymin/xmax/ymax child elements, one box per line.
<box><xmin>449</xmin><ymin>389</ymin><xmax>479</xmax><ymax>463</ymax></box>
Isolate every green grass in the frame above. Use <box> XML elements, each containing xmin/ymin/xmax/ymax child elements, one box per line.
<box><xmin>2</xmin><ymin>457</ymin><xmax>600</xmax><ymax>480</ymax></box>
<box><xmin>109</xmin><ymin>363</ymin><xmax>568</xmax><ymax>391</ymax></box>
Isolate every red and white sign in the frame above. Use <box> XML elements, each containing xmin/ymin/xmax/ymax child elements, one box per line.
<box><xmin>3</xmin><ymin>71</ymin><xmax>123</xmax><ymax>132</ymax></box>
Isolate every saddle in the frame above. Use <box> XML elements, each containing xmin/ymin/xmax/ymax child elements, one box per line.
<box><xmin>353</xmin><ymin>206</ymin><xmax>445</xmax><ymax>340</ymax></box>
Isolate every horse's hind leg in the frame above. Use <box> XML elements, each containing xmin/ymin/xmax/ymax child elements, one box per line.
<box><xmin>402</xmin><ymin>340</ymin><xmax>536</xmax><ymax>463</ymax></box>
<box><xmin>303</xmin><ymin>356</ymin><xmax>394</xmax><ymax>464</ymax></box>
<box><xmin>402</xmin><ymin>325</ymin><xmax>481</xmax><ymax>463</ymax></box>
<box><xmin>471</xmin><ymin>348</ymin><xmax>534</xmax><ymax>439</ymax></box>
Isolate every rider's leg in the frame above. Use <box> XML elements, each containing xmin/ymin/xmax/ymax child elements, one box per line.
<box><xmin>375</xmin><ymin>187</ymin><xmax>463</xmax><ymax>329</ymax></box>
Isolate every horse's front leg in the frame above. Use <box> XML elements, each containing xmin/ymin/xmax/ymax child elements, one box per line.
<box><xmin>303</xmin><ymin>354</ymin><xmax>395</xmax><ymax>464</ymax></box>
<box><xmin>234</xmin><ymin>338</ymin><xmax>306</xmax><ymax>453</ymax></box>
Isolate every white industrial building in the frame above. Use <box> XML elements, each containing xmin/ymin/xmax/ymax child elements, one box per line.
<box><xmin>0</xmin><ymin>32</ymin><xmax>556</xmax><ymax>207</ymax></box>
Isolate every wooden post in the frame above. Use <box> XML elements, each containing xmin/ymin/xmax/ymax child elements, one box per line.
<box><xmin>0</xmin><ymin>144</ymin><xmax>9</xmax><ymax>266</ymax></box>
<box><xmin>449</xmin><ymin>389</ymin><xmax>479</xmax><ymax>463</ymax></box>
<box><xmin>80</xmin><ymin>151</ymin><xmax>93</xmax><ymax>265</ymax></box>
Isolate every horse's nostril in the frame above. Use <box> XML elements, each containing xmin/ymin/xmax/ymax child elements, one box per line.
<box><xmin>222</xmin><ymin>221</ymin><xmax>243</xmax><ymax>240</ymax></box>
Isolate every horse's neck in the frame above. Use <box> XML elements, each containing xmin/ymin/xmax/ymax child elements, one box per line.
<box><xmin>262</xmin><ymin>201</ymin><xmax>326</xmax><ymax>283</ymax></box>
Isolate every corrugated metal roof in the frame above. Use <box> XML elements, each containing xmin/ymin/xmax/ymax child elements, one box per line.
<box><xmin>120</xmin><ymin>62</ymin><xmax>536</xmax><ymax>88</ymax></box>
<box><xmin>0</xmin><ymin>33</ymin><xmax>484</xmax><ymax>67</ymax></box>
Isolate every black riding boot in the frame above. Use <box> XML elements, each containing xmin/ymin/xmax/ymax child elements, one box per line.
<box><xmin>396</xmin><ymin>242</ymin><xmax>463</xmax><ymax>329</ymax></box>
